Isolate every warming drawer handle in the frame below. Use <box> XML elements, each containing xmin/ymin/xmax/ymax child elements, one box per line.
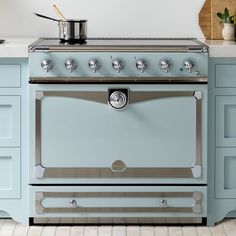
<box><xmin>69</xmin><ymin>199</ymin><xmax>78</xmax><ymax>208</ymax></box>
<box><xmin>160</xmin><ymin>199</ymin><xmax>169</xmax><ymax>208</ymax></box>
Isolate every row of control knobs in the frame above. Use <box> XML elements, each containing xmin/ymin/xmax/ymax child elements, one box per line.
<box><xmin>41</xmin><ymin>58</ymin><xmax>199</xmax><ymax>74</ymax></box>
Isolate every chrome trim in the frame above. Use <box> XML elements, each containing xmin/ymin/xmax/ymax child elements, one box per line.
<box><xmin>33</xmin><ymin>217</ymin><xmax>203</xmax><ymax>224</ymax></box>
<box><xmin>35</xmin><ymin>167</ymin><xmax>195</xmax><ymax>178</ymax></box>
<box><xmin>35</xmin><ymin>90</ymin><xmax>202</xmax><ymax>179</ymax></box>
<box><xmin>30</xmin><ymin>46</ymin><xmax>208</xmax><ymax>53</ymax></box>
<box><xmin>35</xmin><ymin>165</ymin><xmax>46</xmax><ymax>179</ymax></box>
<box><xmin>30</xmin><ymin>77</ymin><xmax>208</xmax><ymax>84</ymax></box>
<box><xmin>29</xmin><ymin>38</ymin><xmax>208</xmax><ymax>53</ymax></box>
<box><xmin>35</xmin><ymin>191</ymin><xmax>202</xmax><ymax>214</ymax></box>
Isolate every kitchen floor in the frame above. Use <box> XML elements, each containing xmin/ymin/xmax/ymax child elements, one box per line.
<box><xmin>0</xmin><ymin>219</ymin><xmax>236</xmax><ymax>236</ymax></box>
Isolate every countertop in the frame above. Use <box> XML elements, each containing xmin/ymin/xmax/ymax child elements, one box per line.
<box><xmin>0</xmin><ymin>38</ymin><xmax>36</xmax><ymax>58</ymax></box>
<box><xmin>0</xmin><ymin>38</ymin><xmax>236</xmax><ymax>58</ymax></box>
<box><xmin>200</xmin><ymin>39</ymin><xmax>236</xmax><ymax>57</ymax></box>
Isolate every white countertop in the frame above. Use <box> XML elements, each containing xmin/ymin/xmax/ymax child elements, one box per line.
<box><xmin>0</xmin><ymin>38</ymin><xmax>36</xmax><ymax>58</ymax></box>
<box><xmin>0</xmin><ymin>38</ymin><xmax>236</xmax><ymax>58</ymax></box>
<box><xmin>200</xmin><ymin>39</ymin><xmax>236</xmax><ymax>58</ymax></box>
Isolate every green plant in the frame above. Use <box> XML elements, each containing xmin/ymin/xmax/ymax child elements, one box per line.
<box><xmin>216</xmin><ymin>8</ymin><xmax>235</xmax><ymax>23</ymax></box>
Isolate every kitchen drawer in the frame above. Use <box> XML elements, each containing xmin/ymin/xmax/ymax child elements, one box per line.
<box><xmin>216</xmin><ymin>96</ymin><xmax>236</xmax><ymax>147</ymax></box>
<box><xmin>0</xmin><ymin>96</ymin><xmax>20</xmax><ymax>147</ymax></box>
<box><xmin>215</xmin><ymin>148</ymin><xmax>236</xmax><ymax>198</ymax></box>
<box><xmin>30</xmin><ymin>186</ymin><xmax>206</xmax><ymax>223</ymax></box>
<box><xmin>215</xmin><ymin>64</ymin><xmax>236</xmax><ymax>88</ymax></box>
<box><xmin>0</xmin><ymin>64</ymin><xmax>21</xmax><ymax>88</ymax></box>
<box><xmin>0</xmin><ymin>148</ymin><xmax>20</xmax><ymax>198</ymax></box>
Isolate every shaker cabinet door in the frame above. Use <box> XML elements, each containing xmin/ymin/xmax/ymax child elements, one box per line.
<box><xmin>215</xmin><ymin>148</ymin><xmax>236</xmax><ymax>198</ymax></box>
<box><xmin>0</xmin><ymin>96</ymin><xmax>20</xmax><ymax>147</ymax></box>
<box><xmin>0</xmin><ymin>148</ymin><xmax>20</xmax><ymax>198</ymax></box>
<box><xmin>216</xmin><ymin>96</ymin><xmax>236</xmax><ymax>147</ymax></box>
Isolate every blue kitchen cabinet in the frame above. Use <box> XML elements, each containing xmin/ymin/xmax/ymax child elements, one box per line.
<box><xmin>208</xmin><ymin>58</ymin><xmax>236</xmax><ymax>226</ymax></box>
<box><xmin>0</xmin><ymin>59</ymin><xmax>29</xmax><ymax>225</ymax></box>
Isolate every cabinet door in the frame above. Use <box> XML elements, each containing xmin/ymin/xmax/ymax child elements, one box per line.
<box><xmin>216</xmin><ymin>148</ymin><xmax>236</xmax><ymax>198</ymax></box>
<box><xmin>0</xmin><ymin>96</ymin><xmax>20</xmax><ymax>147</ymax></box>
<box><xmin>0</xmin><ymin>148</ymin><xmax>20</xmax><ymax>198</ymax></box>
<box><xmin>216</xmin><ymin>96</ymin><xmax>236</xmax><ymax>147</ymax></box>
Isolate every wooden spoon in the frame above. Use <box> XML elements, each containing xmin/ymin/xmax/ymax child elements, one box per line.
<box><xmin>53</xmin><ymin>4</ymin><xmax>66</xmax><ymax>21</ymax></box>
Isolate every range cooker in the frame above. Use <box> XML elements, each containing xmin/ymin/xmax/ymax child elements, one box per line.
<box><xmin>29</xmin><ymin>38</ymin><xmax>208</xmax><ymax>225</ymax></box>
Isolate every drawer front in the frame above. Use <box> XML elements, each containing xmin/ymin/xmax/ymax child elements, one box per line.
<box><xmin>30</xmin><ymin>186</ymin><xmax>206</xmax><ymax>221</ymax></box>
<box><xmin>0</xmin><ymin>65</ymin><xmax>20</xmax><ymax>88</ymax></box>
<box><xmin>216</xmin><ymin>96</ymin><xmax>236</xmax><ymax>147</ymax></box>
<box><xmin>0</xmin><ymin>96</ymin><xmax>20</xmax><ymax>147</ymax></box>
<box><xmin>215</xmin><ymin>148</ymin><xmax>236</xmax><ymax>198</ymax></box>
<box><xmin>0</xmin><ymin>148</ymin><xmax>20</xmax><ymax>198</ymax></box>
<box><xmin>215</xmin><ymin>64</ymin><xmax>236</xmax><ymax>88</ymax></box>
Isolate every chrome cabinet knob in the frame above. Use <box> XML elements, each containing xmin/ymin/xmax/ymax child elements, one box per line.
<box><xmin>88</xmin><ymin>58</ymin><xmax>101</xmax><ymax>73</ymax></box>
<box><xmin>65</xmin><ymin>59</ymin><xmax>77</xmax><ymax>73</ymax></box>
<box><xmin>136</xmin><ymin>59</ymin><xmax>148</xmax><ymax>73</ymax></box>
<box><xmin>112</xmin><ymin>59</ymin><xmax>125</xmax><ymax>73</ymax></box>
<box><xmin>160</xmin><ymin>59</ymin><xmax>172</xmax><ymax>73</ymax></box>
<box><xmin>41</xmin><ymin>59</ymin><xmax>53</xmax><ymax>72</ymax></box>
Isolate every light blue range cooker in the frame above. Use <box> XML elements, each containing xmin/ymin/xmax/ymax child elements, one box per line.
<box><xmin>28</xmin><ymin>38</ymin><xmax>208</xmax><ymax>225</ymax></box>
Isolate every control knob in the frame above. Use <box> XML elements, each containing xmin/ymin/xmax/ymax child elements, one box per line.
<box><xmin>183</xmin><ymin>60</ymin><xmax>199</xmax><ymax>75</ymax></box>
<box><xmin>136</xmin><ymin>59</ymin><xmax>148</xmax><ymax>73</ymax></box>
<box><xmin>65</xmin><ymin>59</ymin><xmax>77</xmax><ymax>72</ymax></box>
<box><xmin>112</xmin><ymin>59</ymin><xmax>125</xmax><ymax>73</ymax></box>
<box><xmin>160</xmin><ymin>59</ymin><xmax>172</xmax><ymax>73</ymax></box>
<box><xmin>88</xmin><ymin>59</ymin><xmax>101</xmax><ymax>73</ymax></box>
<box><xmin>41</xmin><ymin>59</ymin><xmax>53</xmax><ymax>72</ymax></box>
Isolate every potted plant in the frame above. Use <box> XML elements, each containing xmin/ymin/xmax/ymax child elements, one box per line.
<box><xmin>216</xmin><ymin>8</ymin><xmax>235</xmax><ymax>40</ymax></box>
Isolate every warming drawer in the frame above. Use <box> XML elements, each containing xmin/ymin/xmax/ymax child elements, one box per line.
<box><xmin>30</xmin><ymin>186</ymin><xmax>207</xmax><ymax>224</ymax></box>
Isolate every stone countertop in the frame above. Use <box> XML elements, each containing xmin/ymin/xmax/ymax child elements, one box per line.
<box><xmin>0</xmin><ymin>38</ymin><xmax>236</xmax><ymax>58</ymax></box>
<box><xmin>200</xmin><ymin>39</ymin><xmax>236</xmax><ymax>57</ymax></box>
<box><xmin>0</xmin><ymin>38</ymin><xmax>36</xmax><ymax>58</ymax></box>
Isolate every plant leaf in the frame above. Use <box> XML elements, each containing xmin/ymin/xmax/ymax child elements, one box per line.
<box><xmin>217</xmin><ymin>12</ymin><xmax>223</xmax><ymax>19</ymax></box>
<box><xmin>224</xmin><ymin>8</ymin><xmax>229</xmax><ymax>17</ymax></box>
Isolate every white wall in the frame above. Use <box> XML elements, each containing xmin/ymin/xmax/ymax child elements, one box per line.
<box><xmin>0</xmin><ymin>0</ymin><xmax>205</xmax><ymax>38</ymax></box>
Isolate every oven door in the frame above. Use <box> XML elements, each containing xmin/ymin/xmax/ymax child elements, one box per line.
<box><xmin>29</xmin><ymin>84</ymin><xmax>207</xmax><ymax>184</ymax></box>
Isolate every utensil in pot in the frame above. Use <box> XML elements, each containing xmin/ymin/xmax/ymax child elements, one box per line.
<box><xmin>58</xmin><ymin>19</ymin><xmax>87</xmax><ymax>42</ymax></box>
<box><xmin>34</xmin><ymin>13</ymin><xmax>59</xmax><ymax>22</ymax></box>
<box><xmin>53</xmin><ymin>4</ymin><xmax>66</xmax><ymax>21</ymax></box>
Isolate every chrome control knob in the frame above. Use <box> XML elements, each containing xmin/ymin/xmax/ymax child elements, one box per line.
<box><xmin>183</xmin><ymin>60</ymin><xmax>195</xmax><ymax>73</ymax></box>
<box><xmin>41</xmin><ymin>59</ymin><xmax>53</xmax><ymax>72</ymax></box>
<box><xmin>160</xmin><ymin>59</ymin><xmax>172</xmax><ymax>73</ymax></box>
<box><xmin>136</xmin><ymin>59</ymin><xmax>148</xmax><ymax>73</ymax></box>
<box><xmin>112</xmin><ymin>59</ymin><xmax>125</xmax><ymax>73</ymax></box>
<box><xmin>88</xmin><ymin>59</ymin><xmax>101</xmax><ymax>73</ymax></box>
<box><xmin>65</xmin><ymin>59</ymin><xmax>77</xmax><ymax>73</ymax></box>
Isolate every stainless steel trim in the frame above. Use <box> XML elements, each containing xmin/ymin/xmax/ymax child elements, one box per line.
<box><xmin>30</xmin><ymin>46</ymin><xmax>207</xmax><ymax>53</ymax></box>
<box><xmin>30</xmin><ymin>77</ymin><xmax>208</xmax><ymax>83</ymax></box>
<box><xmin>33</xmin><ymin>217</ymin><xmax>203</xmax><ymax>224</ymax></box>
<box><xmin>28</xmin><ymin>38</ymin><xmax>208</xmax><ymax>53</ymax></box>
<box><xmin>35</xmin><ymin>167</ymin><xmax>195</xmax><ymax>178</ymax></box>
<box><xmin>35</xmin><ymin>90</ymin><xmax>202</xmax><ymax>179</ymax></box>
<box><xmin>35</xmin><ymin>191</ymin><xmax>202</xmax><ymax>214</ymax></box>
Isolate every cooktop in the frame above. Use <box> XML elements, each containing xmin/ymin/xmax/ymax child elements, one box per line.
<box><xmin>29</xmin><ymin>38</ymin><xmax>208</xmax><ymax>53</ymax></box>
